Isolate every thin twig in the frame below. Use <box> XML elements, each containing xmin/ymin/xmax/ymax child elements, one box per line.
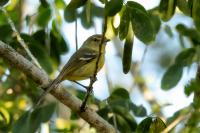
<box><xmin>75</xmin><ymin>19</ymin><xmax>78</xmax><ymax>51</ymax></box>
<box><xmin>162</xmin><ymin>113</ymin><xmax>190</xmax><ymax>133</ymax></box>
<box><xmin>0</xmin><ymin>7</ymin><xmax>41</xmax><ymax>68</ymax></box>
<box><xmin>80</xmin><ymin>16</ymin><xmax>108</xmax><ymax>111</ymax></box>
<box><xmin>141</xmin><ymin>46</ymin><xmax>148</xmax><ymax>64</ymax></box>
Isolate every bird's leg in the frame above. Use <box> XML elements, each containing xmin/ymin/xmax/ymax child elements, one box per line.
<box><xmin>72</xmin><ymin>80</ymin><xmax>88</xmax><ymax>90</ymax></box>
<box><xmin>35</xmin><ymin>83</ymin><xmax>59</xmax><ymax>108</ymax></box>
<box><xmin>80</xmin><ymin>76</ymin><xmax>96</xmax><ymax>112</ymax></box>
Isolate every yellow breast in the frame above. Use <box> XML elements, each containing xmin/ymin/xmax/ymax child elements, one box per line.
<box><xmin>65</xmin><ymin>55</ymin><xmax>105</xmax><ymax>81</ymax></box>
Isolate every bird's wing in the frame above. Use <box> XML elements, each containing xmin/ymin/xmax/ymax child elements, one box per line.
<box><xmin>57</xmin><ymin>48</ymin><xmax>98</xmax><ymax>81</ymax></box>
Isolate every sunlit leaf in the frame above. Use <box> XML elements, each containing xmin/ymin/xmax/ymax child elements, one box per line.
<box><xmin>136</xmin><ymin>117</ymin><xmax>166</xmax><ymax>133</ymax></box>
<box><xmin>54</xmin><ymin>0</ymin><xmax>65</xmax><ymax>9</ymax></box>
<box><xmin>36</xmin><ymin>5</ymin><xmax>52</xmax><ymax>27</ymax></box>
<box><xmin>105</xmin><ymin>0</ymin><xmax>123</xmax><ymax>16</ymax></box>
<box><xmin>161</xmin><ymin>64</ymin><xmax>183</xmax><ymax>90</ymax></box>
<box><xmin>0</xmin><ymin>107</ymin><xmax>10</xmax><ymax>127</ymax></box>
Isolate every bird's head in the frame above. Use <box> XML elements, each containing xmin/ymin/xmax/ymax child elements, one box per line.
<box><xmin>82</xmin><ymin>34</ymin><xmax>110</xmax><ymax>52</ymax></box>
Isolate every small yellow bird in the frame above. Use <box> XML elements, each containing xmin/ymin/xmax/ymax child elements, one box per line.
<box><xmin>37</xmin><ymin>34</ymin><xmax>109</xmax><ymax>105</ymax></box>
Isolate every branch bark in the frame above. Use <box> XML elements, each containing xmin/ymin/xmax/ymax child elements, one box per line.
<box><xmin>0</xmin><ymin>40</ymin><xmax>117</xmax><ymax>133</ymax></box>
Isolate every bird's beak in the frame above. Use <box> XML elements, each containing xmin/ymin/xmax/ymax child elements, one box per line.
<box><xmin>104</xmin><ymin>38</ymin><xmax>110</xmax><ymax>43</ymax></box>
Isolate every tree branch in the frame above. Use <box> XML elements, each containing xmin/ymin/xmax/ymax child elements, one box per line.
<box><xmin>0</xmin><ymin>40</ymin><xmax>117</xmax><ymax>133</ymax></box>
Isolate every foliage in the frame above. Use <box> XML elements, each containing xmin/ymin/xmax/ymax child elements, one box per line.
<box><xmin>0</xmin><ymin>0</ymin><xmax>200</xmax><ymax>132</ymax></box>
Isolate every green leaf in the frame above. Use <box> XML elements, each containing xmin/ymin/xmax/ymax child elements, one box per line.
<box><xmin>0</xmin><ymin>25</ymin><xmax>12</xmax><ymax>42</ymax></box>
<box><xmin>108</xmin><ymin>88</ymin><xmax>131</xmax><ymax>112</ymax></box>
<box><xmin>126</xmin><ymin>1</ymin><xmax>155</xmax><ymax>43</ymax></box>
<box><xmin>32</xmin><ymin>30</ymin><xmax>46</xmax><ymax>44</ymax></box>
<box><xmin>130</xmin><ymin>103</ymin><xmax>147</xmax><ymax>117</ymax></box>
<box><xmin>109</xmin><ymin>106</ymin><xmax>137</xmax><ymax>132</ymax></box>
<box><xmin>12</xmin><ymin>111</ymin><xmax>31</xmax><ymax>133</ymax></box>
<box><xmin>109</xmin><ymin>88</ymin><xmax>130</xmax><ymax>100</ymax></box>
<box><xmin>105</xmin><ymin>0</ymin><xmax>123</xmax><ymax>16</ymax></box>
<box><xmin>21</xmin><ymin>34</ymin><xmax>53</xmax><ymax>74</ymax></box>
<box><xmin>40</xmin><ymin>0</ymin><xmax>49</xmax><ymax>7</ymax></box>
<box><xmin>192</xmin><ymin>0</ymin><xmax>200</xmax><ymax>31</ymax></box>
<box><xmin>54</xmin><ymin>0</ymin><xmax>66</xmax><ymax>9</ymax></box>
<box><xmin>119</xmin><ymin>7</ymin><xmax>130</xmax><ymax>40</ymax></box>
<box><xmin>51</xmin><ymin>21</ymin><xmax>69</xmax><ymax>54</ymax></box>
<box><xmin>97</xmin><ymin>107</ymin><xmax>110</xmax><ymax>120</ymax></box>
<box><xmin>175</xmin><ymin>48</ymin><xmax>196</xmax><ymax>66</ymax></box>
<box><xmin>177</xmin><ymin>0</ymin><xmax>190</xmax><ymax>15</ymax></box>
<box><xmin>91</xmin><ymin>4</ymin><xmax>104</xmax><ymax>18</ymax></box>
<box><xmin>149</xmin><ymin>117</ymin><xmax>166</xmax><ymax>132</ymax></box>
<box><xmin>126</xmin><ymin>1</ymin><xmax>147</xmax><ymax>13</ymax></box>
<box><xmin>0</xmin><ymin>0</ymin><xmax>9</xmax><ymax>6</ymax></box>
<box><xmin>36</xmin><ymin>5</ymin><xmax>52</xmax><ymax>27</ymax></box>
<box><xmin>33</xmin><ymin>27</ymin><xmax>68</xmax><ymax>67</ymax></box>
<box><xmin>64</xmin><ymin>6</ymin><xmax>76</xmax><ymax>22</ymax></box>
<box><xmin>161</xmin><ymin>64</ymin><xmax>183</xmax><ymax>90</ymax></box>
<box><xmin>50</xmin><ymin>28</ymin><xmax>69</xmax><ymax>66</ymax></box>
<box><xmin>109</xmin><ymin>115</ymin><xmax>132</xmax><ymax>132</ymax></box>
<box><xmin>136</xmin><ymin>117</ymin><xmax>166</xmax><ymax>133</ymax></box>
<box><xmin>32</xmin><ymin>103</ymin><xmax>56</xmax><ymax>123</ymax></box>
<box><xmin>159</xmin><ymin>0</ymin><xmax>176</xmax><ymax>21</ymax></box>
<box><xmin>176</xmin><ymin>24</ymin><xmax>200</xmax><ymax>44</ymax></box>
<box><xmin>123</xmin><ymin>22</ymin><xmax>134</xmax><ymax>74</ymax></box>
<box><xmin>149</xmin><ymin>13</ymin><xmax>161</xmax><ymax>34</ymax></box>
<box><xmin>164</xmin><ymin>25</ymin><xmax>173</xmax><ymax>38</ymax></box>
<box><xmin>79</xmin><ymin>4</ymin><xmax>94</xmax><ymax>29</ymax></box>
<box><xmin>12</xmin><ymin>103</ymin><xmax>56</xmax><ymax>133</ymax></box>
<box><xmin>67</xmin><ymin>0</ymin><xmax>87</xmax><ymax>9</ymax></box>
<box><xmin>185</xmin><ymin>78</ymin><xmax>200</xmax><ymax>96</ymax></box>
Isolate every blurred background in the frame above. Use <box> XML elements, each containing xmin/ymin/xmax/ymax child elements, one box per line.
<box><xmin>0</xmin><ymin>0</ymin><xmax>199</xmax><ymax>132</ymax></box>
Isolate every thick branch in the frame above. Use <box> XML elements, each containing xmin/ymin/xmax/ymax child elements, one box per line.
<box><xmin>0</xmin><ymin>41</ymin><xmax>117</xmax><ymax>133</ymax></box>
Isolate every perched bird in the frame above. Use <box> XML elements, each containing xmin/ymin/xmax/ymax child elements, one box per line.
<box><xmin>36</xmin><ymin>34</ymin><xmax>110</xmax><ymax>106</ymax></box>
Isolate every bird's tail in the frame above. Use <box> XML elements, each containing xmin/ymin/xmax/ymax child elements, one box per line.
<box><xmin>35</xmin><ymin>75</ymin><xmax>63</xmax><ymax>108</ymax></box>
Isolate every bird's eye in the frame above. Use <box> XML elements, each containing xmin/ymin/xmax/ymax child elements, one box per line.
<box><xmin>93</xmin><ymin>38</ymin><xmax>98</xmax><ymax>42</ymax></box>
